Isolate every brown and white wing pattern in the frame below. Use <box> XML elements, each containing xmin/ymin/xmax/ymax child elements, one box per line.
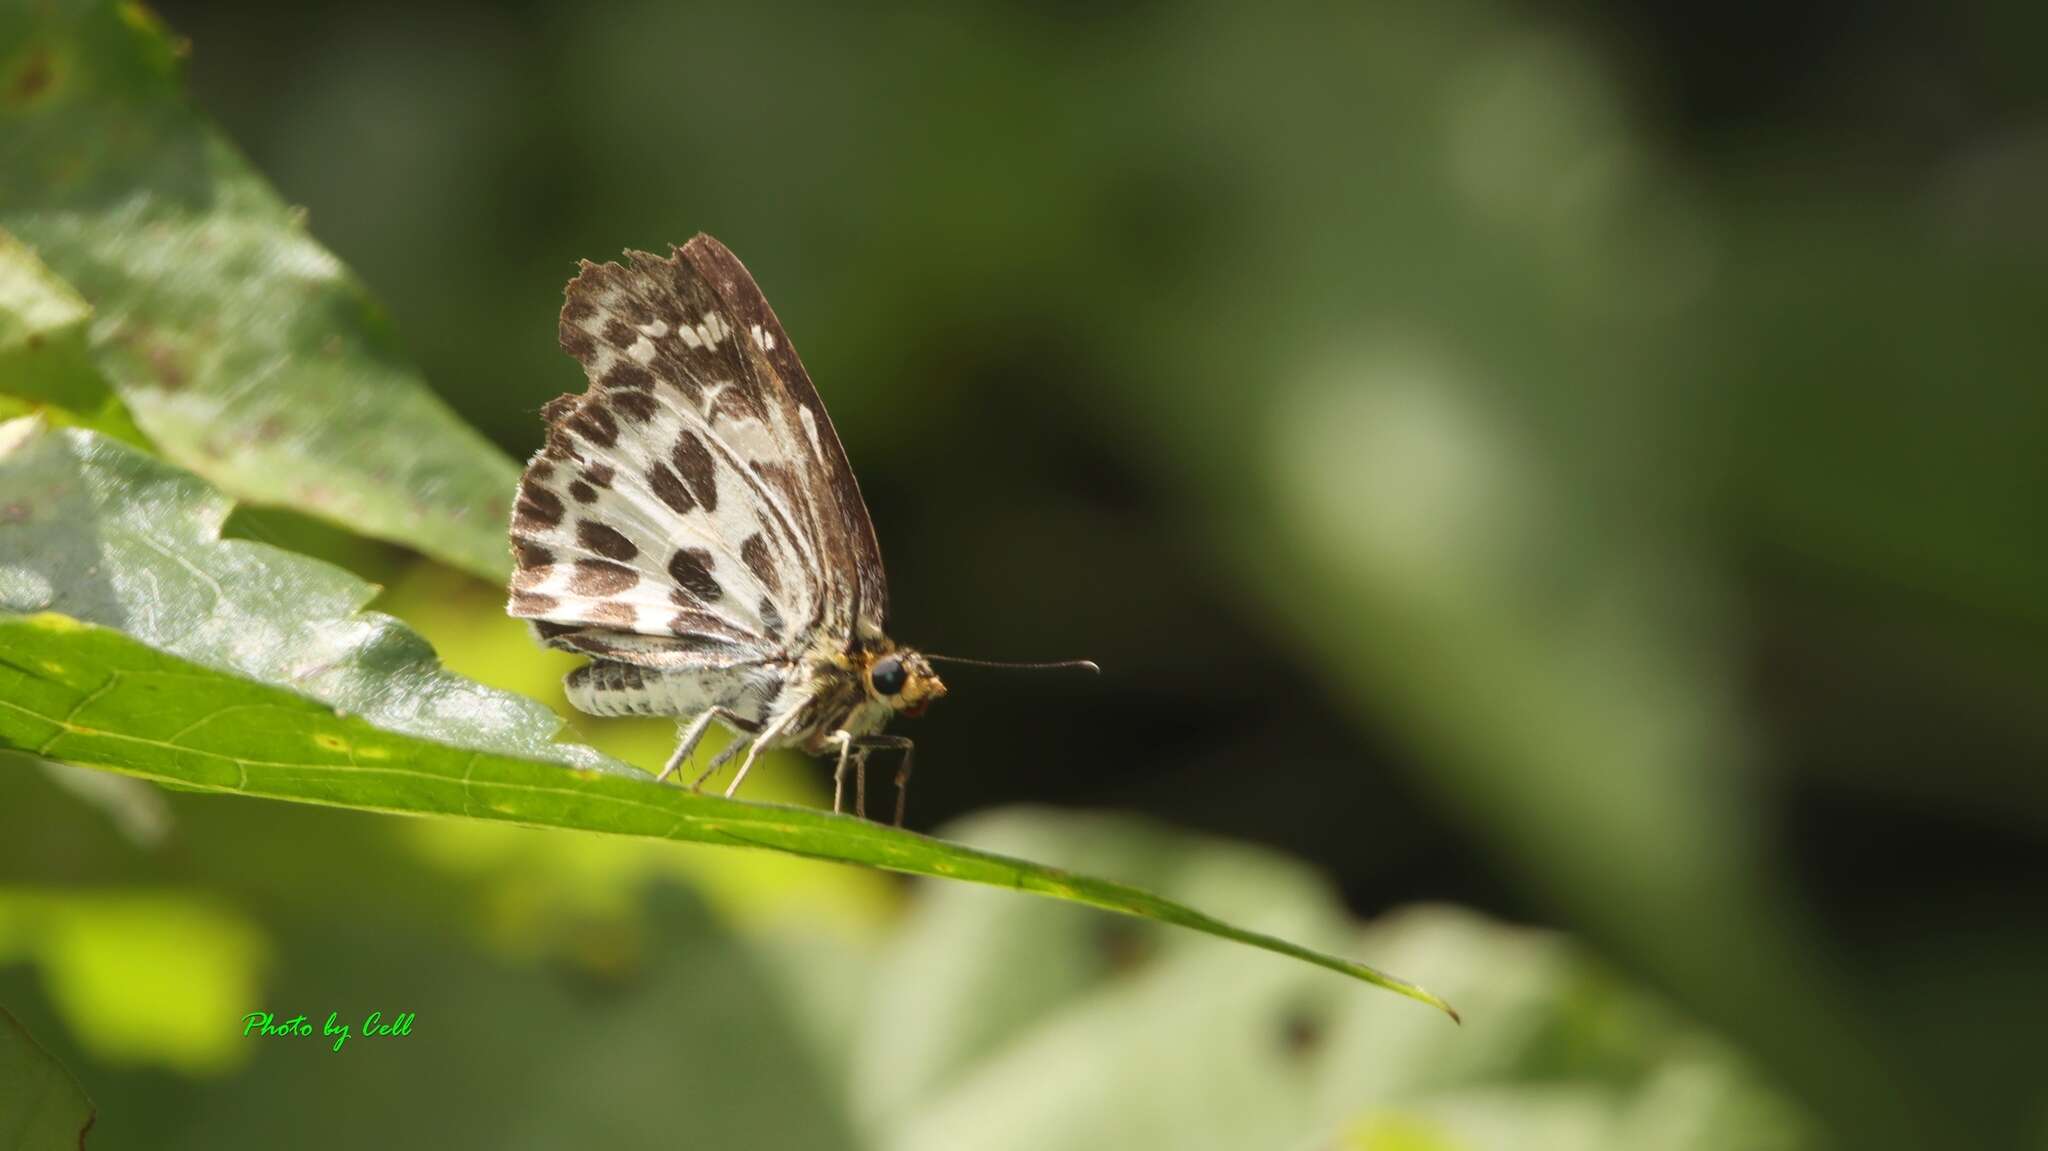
<box><xmin>507</xmin><ymin>235</ymin><xmax>885</xmax><ymax>670</ymax></box>
<box><xmin>676</xmin><ymin>235</ymin><xmax>889</xmax><ymax>640</ymax></box>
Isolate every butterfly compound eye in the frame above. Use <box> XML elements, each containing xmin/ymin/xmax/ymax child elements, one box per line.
<box><xmin>870</xmin><ymin>656</ymin><xmax>908</xmax><ymax>697</ymax></box>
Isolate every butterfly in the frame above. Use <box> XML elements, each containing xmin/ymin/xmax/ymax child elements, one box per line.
<box><xmin>505</xmin><ymin>234</ymin><xmax>1090</xmax><ymax>823</ymax></box>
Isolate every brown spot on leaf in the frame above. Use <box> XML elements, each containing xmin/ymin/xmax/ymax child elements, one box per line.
<box><xmin>145</xmin><ymin>343</ymin><xmax>185</xmax><ymax>390</ymax></box>
<box><xmin>8</xmin><ymin>49</ymin><xmax>54</xmax><ymax>105</ymax></box>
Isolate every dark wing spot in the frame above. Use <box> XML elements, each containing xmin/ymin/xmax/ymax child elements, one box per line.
<box><xmin>758</xmin><ymin>596</ymin><xmax>785</xmax><ymax>638</ymax></box>
<box><xmin>510</xmin><ymin>565</ymin><xmax>552</xmax><ymax>591</ymax></box>
<box><xmin>672</xmin><ymin>431</ymin><xmax>718</xmax><ymax>512</ymax></box>
<box><xmin>510</xmin><ymin>591</ymin><xmax>559</xmax><ymax>616</ymax></box>
<box><xmin>559</xmin><ymin>323</ymin><xmax>595</xmax><ymax>360</ymax></box>
<box><xmin>533</xmin><ymin>620</ymin><xmax>578</xmax><ymax>640</ymax></box>
<box><xmin>514</xmin><ymin>484</ymin><xmax>564</xmax><ymax>530</ymax></box>
<box><xmin>541</xmin><ymin>395</ymin><xmax>578</xmax><ymax>425</ymax></box>
<box><xmin>603</xmin><ymin>362</ymin><xmax>654</xmax><ymax>391</ymax></box>
<box><xmin>587</xmin><ymin>601</ymin><xmax>636</xmax><ymax>628</ymax></box>
<box><xmin>740</xmin><ymin>533</ymin><xmax>781</xmax><ymax>596</ymax></box>
<box><xmin>576</xmin><ymin>519</ymin><xmax>638</xmax><ymax>561</ymax></box>
<box><xmin>649</xmin><ymin>342</ymin><xmax>706</xmax><ymax>402</ymax></box>
<box><xmin>647</xmin><ymin>462</ymin><xmax>694</xmax><ymax>514</ymax></box>
<box><xmin>562</xmin><ymin>296</ymin><xmax>595</xmax><ymax>323</ymax></box>
<box><xmin>569</xmin><ymin>480</ymin><xmax>596</xmax><ymax>504</ymax></box>
<box><xmin>602</xmin><ymin>318</ymin><xmax>636</xmax><ymax>348</ymax></box>
<box><xmin>583</xmin><ymin>463</ymin><xmax>615</xmax><ymax>488</ymax></box>
<box><xmin>666</xmin><ymin>547</ymin><xmax>722</xmax><ymax>603</ymax></box>
<box><xmin>568</xmin><ymin>403</ymin><xmax>619</xmax><ymax>448</ymax></box>
<box><xmin>514</xmin><ymin>540</ymin><xmax>554</xmax><ymax>568</ymax></box>
<box><xmin>570</xmin><ymin>559</ymin><xmax>638</xmax><ymax>595</ymax></box>
<box><xmin>611</xmin><ymin>390</ymin><xmax>657</xmax><ymax>423</ymax></box>
<box><xmin>528</xmin><ymin>461</ymin><xmax>557</xmax><ymax>481</ymax></box>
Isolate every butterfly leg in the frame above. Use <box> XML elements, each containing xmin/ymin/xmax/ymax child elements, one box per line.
<box><xmin>660</xmin><ymin>707</ymin><xmax>736</xmax><ymax>785</ymax></box>
<box><xmin>723</xmin><ymin>709</ymin><xmax>802</xmax><ymax>800</ymax></box>
<box><xmin>828</xmin><ymin>730</ymin><xmax>854</xmax><ymax>814</ymax></box>
<box><xmin>688</xmin><ymin>735</ymin><xmax>746</xmax><ymax>792</ymax></box>
<box><xmin>855</xmin><ymin>745</ymin><xmax>871</xmax><ymax>819</ymax></box>
<box><xmin>853</xmin><ymin>735</ymin><xmax>915</xmax><ymax>826</ymax></box>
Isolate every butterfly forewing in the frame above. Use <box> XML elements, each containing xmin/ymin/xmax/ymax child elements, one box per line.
<box><xmin>684</xmin><ymin>237</ymin><xmax>890</xmax><ymax>639</ymax></box>
<box><xmin>508</xmin><ymin>235</ymin><xmax>887</xmax><ymax>671</ymax></box>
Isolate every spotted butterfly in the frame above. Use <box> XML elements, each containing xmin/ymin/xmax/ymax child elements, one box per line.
<box><xmin>506</xmin><ymin>235</ymin><xmax>955</xmax><ymax>823</ymax></box>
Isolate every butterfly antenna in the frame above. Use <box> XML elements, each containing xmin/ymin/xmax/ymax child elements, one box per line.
<box><xmin>923</xmin><ymin>655</ymin><xmax>1102</xmax><ymax>674</ymax></box>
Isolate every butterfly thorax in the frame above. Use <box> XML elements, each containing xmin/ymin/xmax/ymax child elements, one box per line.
<box><xmin>779</xmin><ymin>639</ymin><xmax>945</xmax><ymax>753</ymax></box>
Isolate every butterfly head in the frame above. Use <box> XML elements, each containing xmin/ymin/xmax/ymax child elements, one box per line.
<box><xmin>864</xmin><ymin>648</ymin><xmax>946</xmax><ymax>717</ymax></box>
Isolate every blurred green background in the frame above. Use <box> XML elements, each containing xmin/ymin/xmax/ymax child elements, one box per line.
<box><xmin>4</xmin><ymin>0</ymin><xmax>2046</xmax><ymax>1147</ymax></box>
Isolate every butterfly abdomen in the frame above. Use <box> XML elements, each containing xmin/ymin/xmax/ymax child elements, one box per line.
<box><xmin>564</xmin><ymin>661</ymin><xmax>668</xmax><ymax>716</ymax></box>
<box><xmin>563</xmin><ymin>659</ymin><xmax>781</xmax><ymax>733</ymax></box>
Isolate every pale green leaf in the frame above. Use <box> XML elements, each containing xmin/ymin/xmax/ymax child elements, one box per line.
<box><xmin>0</xmin><ymin>230</ymin><xmax>147</xmax><ymax>447</ymax></box>
<box><xmin>0</xmin><ymin>0</ymin><xmax>517</xmax><ymax>580</ymax></box>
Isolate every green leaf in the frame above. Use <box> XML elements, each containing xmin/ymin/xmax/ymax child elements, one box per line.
<box><xmin>0</xmin><ymin>419</ymin><xmax>607</xmax><ymax>773</ymax></box>
<box><xmin>0</xmin><ymin>1006</ymin><xmax>95</xmax><ymax>1150</ymax></box>
<box><xmin>0</xmin><ymin>0</ymin><xmax>518</xmax><ymax>580</ymax></box>
<box><xmin>0</xmin><ymin>422</ymin><xmax>1453</xmax><ymax>1016</ymax></box>
<box><xmin>0</xmin><ymin>230</ymin><xmax>147</xmax><ymax>447</ymax></box>
<box><xmin>0</xmin><ymin>615</ymin><xmax>1453</xmax><ymax>1017</ymax></box>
